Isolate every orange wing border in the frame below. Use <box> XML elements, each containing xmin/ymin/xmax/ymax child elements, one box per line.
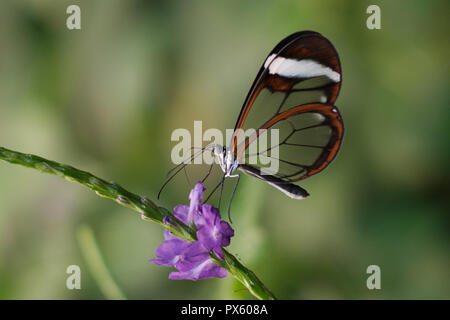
<box><xmin>235</xmin><ymin>103</ymin><xmax>344</xmax><ymax>182</ymax></box>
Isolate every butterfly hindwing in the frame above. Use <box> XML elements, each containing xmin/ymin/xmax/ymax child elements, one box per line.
<box><xmin>238</xmin><ymin>103</ymin><xmax>343</xmax><ymax>183</ymax></box>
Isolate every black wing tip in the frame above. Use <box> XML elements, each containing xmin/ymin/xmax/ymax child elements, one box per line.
<box><xmin>293</xmin><ymin>185</ymin><xmax>309</xmax><ymax>199</ymax></box>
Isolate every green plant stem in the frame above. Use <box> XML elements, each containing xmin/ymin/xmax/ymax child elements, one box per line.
<box><xmin>0</xmin><ymin>146</ymin><xmax>276</xmax><ymax>300</ymax></box>
<box><xmin>77</xmin><ymin>225</ymin><xmax>127</xmax><ymax>300</ymax></box>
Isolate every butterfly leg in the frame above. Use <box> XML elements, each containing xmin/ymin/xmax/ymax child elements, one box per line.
<box><xmin>201</xmin><ymin>162</ymin><xmax>214</xmax><ymax>183</ymax></box>
<box><xmin>227</xmin><ymin>173</ymin><xmax>240</xmax><ymax>223</ymax></box>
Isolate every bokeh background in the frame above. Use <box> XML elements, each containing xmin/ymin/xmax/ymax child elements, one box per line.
<box><xmin>0</xmin><ymin>0</ymin><xmax>449</xmax><ymax>299</ymax></box>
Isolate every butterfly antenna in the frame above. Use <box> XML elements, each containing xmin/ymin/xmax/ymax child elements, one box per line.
<box><xmin>227</xmin><ymin>174</ymin><xmax>240</xmax><ymax>224</ymax></box>
<box><xmin>183</xmin><ymin>165</ymin><xmax>191</xmax><ymax>186</ymax></box>
<box><xmin>158</xmin><ymin>147</ymin><xmax>206</xmax><ymax>199</ymax></box>
<box><xmin>165</xmin><ymin>147</ymin><xmax>205</xmax><ymax>177</ymax></box>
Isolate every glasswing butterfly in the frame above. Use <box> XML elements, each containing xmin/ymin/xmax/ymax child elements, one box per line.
<box><xmin>160</xmin><ymin>31</ymin><xmax>343</xmax><ymax>215</ymax></box>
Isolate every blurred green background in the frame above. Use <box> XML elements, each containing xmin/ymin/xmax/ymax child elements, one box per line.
<box><xmin>0</xmin><ymin>0</ymin><xmax>449</xmax><ymax>299</ymax></box>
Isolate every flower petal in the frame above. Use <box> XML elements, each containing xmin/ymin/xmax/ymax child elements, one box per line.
<box><xmin>169</xmin><ymin>258</ymin><xmax>228</xmax><ymax>281</ymax></box>
<box><xmin>195</xmin><ymin>205</ymin><xmax>234</xmax><ymax>253</ymax></box>
<box><xmin>187</xmin><ymin>182</ymin><xmax>205</xmax><ymax>224</ymax></box>
<box><xmin>173</xmin><ymin>205</ymin><xmax>189</xmax><ymax>225</ymax></box>
<box><xmin>149</xmin><ymin>238</ymin><xmax>189</xmax><ymax>267</ymax></box>
<box><xmin>213</xmin><ymin>246</ymin><xmax>224</xmax><ymax>260</ymax></box>
<box><xmin>174</xmin><ymin>241</ymin><xmax>209</xmax><ymax>272</ymax></box>
<box><xmin>194</xmin><ymin>204</ymin><xmax>219</xmax><ymax>228</ymax></box>
<box><xmin>218</xmin><ymin>221</ymin><xmax>234</xmax><ymax>247</ymax></box>
<box><xmin>197</xmin><ymin>225</ymin><xmax>220</xmax><ymax>251</ymax></box>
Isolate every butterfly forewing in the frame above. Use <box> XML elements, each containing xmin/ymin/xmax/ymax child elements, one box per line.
<box><xmin>231</xmin><ymin>31</ymin><xmax>341</xmax><ymax>145</ymax></box>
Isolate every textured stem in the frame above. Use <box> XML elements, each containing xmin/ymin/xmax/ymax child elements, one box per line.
<box><xmin>0</xmin><ymin>146</ymin><xmax>276</xmax><ymax>300</ymax></box>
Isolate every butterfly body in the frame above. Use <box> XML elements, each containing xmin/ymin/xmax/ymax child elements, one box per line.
<box><xmin>212</xmin><ymin>142</ymin><xmax>312</xmax><ymax>199</ymax></box>
<box><xmin>213</xmin><ymin>145</ymin><xmax>239</xmax><ymax>178</ymax></box>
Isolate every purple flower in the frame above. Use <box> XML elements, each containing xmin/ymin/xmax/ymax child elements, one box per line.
<box><xmin>149</xmin><ymin>238</ymin><xmax>190</xmax><ymax>268</ymax></box>
<box><xmin>150</xmin><ymin>239</ymin><xmax>226</xmax><ymax>280</ymax></box>
<box><xmin>196</xmin><ymin>205</ymin><xmax>234</xmax><ymax>259</ymax></box>
<box><xmin>169</xmin><ymin>256</ymin><xmax>228</xmax><ymax>280</ymax></box>
<box><xmin>173</xmin><ymin>182</ymin><xmax>204</xmax><ymax>225</ymax></box>
<box><xmin>149</xmin><ymin>182</ymin><xmax>234</xmax><ymax>281</ymax></box>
